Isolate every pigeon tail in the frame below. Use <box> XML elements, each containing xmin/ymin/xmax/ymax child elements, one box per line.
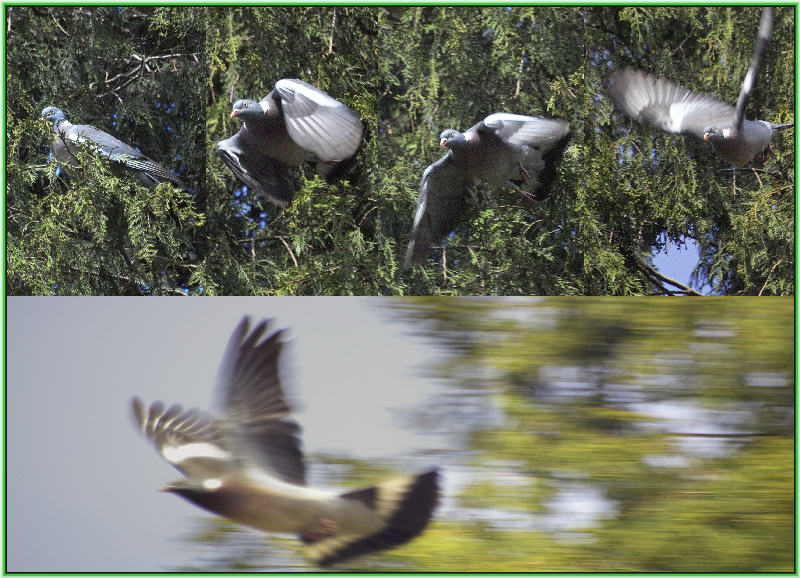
<box><xmin>770</xmin><ymin>122</ymin><xmax>794</xmax><ymax>131</ymax></box>
<box><xmin>303</xmin><ymin>469</ymin><xmax>439</xmax><ymax>567</ymax></box>
<box><xmin>403</xmin><ymin>228</ymin><xmax>433</xmax><ymax>269</ymax></box>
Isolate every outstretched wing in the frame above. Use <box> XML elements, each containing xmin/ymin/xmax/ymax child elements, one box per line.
<box><xmin>734</xmin><ymin>7</ymin><xmax>775</xmax><ymax>131</ymax></box>
<box><xmin>273</xmin><ymin>79</ymin><xmax>363</xmax><ymax>163</ymax></box>
<box><xmin>481</xmin><ymin>113</ymin><xmax>570</xmax><ymax>151</ymax></box>
<box><xmin>214</xmin><ymin>317</ymin><xmax>306</xmax><ymax>485</ymax></box>
<box><xmin>404</xmin><ymin>153</ymin><xmax>470</xmax><ymax>268</ymax></box>
<box><xmin>131</xmin><ymin>397</ymin><xmax>241</xmax><ymax>481</ymax></box>
<box><xmin>608</xmin><ymin>68</ymin><xmax>736</xmax><ymax>141</ymax></box>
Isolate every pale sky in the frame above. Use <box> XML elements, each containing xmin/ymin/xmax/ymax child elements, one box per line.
<box><xmin>6</xmin><ymin>297</ymin><xmax>449</xmax><ymax>571</ymax></box>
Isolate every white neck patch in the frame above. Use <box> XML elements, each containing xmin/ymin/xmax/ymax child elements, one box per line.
<box><xmin>203</xmin><ymin>478</ymin><xmax>223</xmax><ymax>490</ymax></box>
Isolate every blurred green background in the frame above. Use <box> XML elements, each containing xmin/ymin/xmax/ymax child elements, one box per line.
<box><xmin>176</xmin><ymin>297</ymin><xmax>794</xmax><ymax>571</ymax></box>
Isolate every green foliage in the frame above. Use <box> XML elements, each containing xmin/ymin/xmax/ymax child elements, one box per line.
<box><xmin>174</xmin><ymin>298</ymin><xmax>792</xmax><ymax>571</ymax></box>
<box><xmin>7</xmin><ymin>7</ymin><xmax>794</xmax><ymax>294</ymax></box>
<box><xmin>585</xmin><ymin>6</ymin><xmax>795</xmax><ymax>295</ymax></box>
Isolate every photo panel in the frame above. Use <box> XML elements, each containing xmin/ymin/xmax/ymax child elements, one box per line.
<box><xmin>205</xmin><ymin>7</ymin><xmax>380</xmax><ymax>296</ymax></box>
<box><xmin>6</xmin><ymin>296</ymin><xmax>794</xmax><ymax>571</ymax></box>
<box><xmin>6</xmin><ymin>6</ymin><xmax>206</xmax><ymax>295</ymax></box>
<box><xmin>584</xmin><ymin>6</ymin><xmax>795</xmax><ymax>296</ymax></box>
<box><xmin>380</xmin><ymin>7</ymin><xmax>585</xmax><ymax>295</ymax></box>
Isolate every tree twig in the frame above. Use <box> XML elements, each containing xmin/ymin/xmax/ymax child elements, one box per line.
<box><xmin>49</xmin><ymin>8</ymin><xmax>69</xmax><ymax>36</ymax></box>
<box><xmin>275</xmin><ymin>236</ymin><xmax>299</xmax><ymax>267</ymax></box>
<box><xmin>327</xmin><ymin>8</ymin><xmax>337</xmax><ymax>55</ymax></box>
<box><xmin>758</xmin><ymin>260</ymin><xmax>781</xmax><ymax>296</ymax></box>
<box><xmin>514</xmin><ymin>50</ymin><xmax>526</xmax><ymax>98</ymax></box>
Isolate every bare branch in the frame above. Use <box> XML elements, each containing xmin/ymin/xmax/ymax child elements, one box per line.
<box><xmin>327</xmin><ymin>8</ymin><xmax>337</xmax><ymax>55</ymax></box>
<box><xmin>758</xmin><ymin>260</ymin><xmax>781</xmax><ymax>296</ymax></box>
<box><xmin>638</xmin><ymin>259</ymin><xmax>702</xmax><ymax>296</ymax></box>
<box><xmin>49</xmin><ymin>8</ymin><xmax>69</xmax><ymax>36</ymax></box>
<box><xmin>276</xmin><ymin>236</ymin><xmax>299</xmax><ymax>267</ymax></box>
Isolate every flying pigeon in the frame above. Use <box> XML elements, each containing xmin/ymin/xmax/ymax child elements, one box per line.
<box><xmin>131</xmin><ymin>317</ymin><xmax>439</xmax><ymax>567</ymax></box>
<box><xmin>215</xmin><ymin>79</ymin><xmax>364</xmax><ymax>208</ymax></box>
<box><xmin>608</xmin><ymin>8</ymin><xmax>793</xmax><ymax>166</ymax></box>
<box><xmin>404</xmin><ymin>113</ymin><xmax>570</xmax><ymax>267</ymax></box>
<box><xmin>40</xmin><ymin>106</ymin><xmax>185</xmax><ymax>189</ymax></box>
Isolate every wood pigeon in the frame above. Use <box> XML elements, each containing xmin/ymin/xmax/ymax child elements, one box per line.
<box><xmin>608</xmin><ymin>8</ymin><xmax>793</xmax><ymax>166</ymax></box>
<box><xmin>215</xmin><ymin>79</ymin><xmax>364</xmax><ymax>208</ymax></box>
<box><xmin>40</xmin><ymin>106</ymin><xmax>185</xmax><ymax>189</ymax></box>
<box><xmin>404</xmin><ymin>113</ymin><xmax>570</xmax><ymax>268</ymax></box>
<box><xmin>131</xmin><ymin>317</ymin><xmax>439</xmax><ymax>568</ymax></box>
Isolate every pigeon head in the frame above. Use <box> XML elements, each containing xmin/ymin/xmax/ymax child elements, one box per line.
<box><xmin>162</xmin><ymin>477</ymin><xmax>219</xmax><ymax>494</ymax></box>
<box><xmin>230</xmin><ymin>99</ymin><xmax>264</xmax><ymax>120</ymax></box>
<box><xmin>41</xmin><ymin>106</ymin><xmax>66</xmax><ymax>126</ymax></box>
<box><xmin>702</xmin><ymin>126</ymin><xmax>731</xmax><ymax>144</ymax></box>
<box><xmin>161</xmin><ymin>478</ymin><xmax>238</xmax><ymax>516</ymax></box>
<box><xmin>439</xmin><ymin>129</ymin><xmax>466</xmax><ymax>149</ymax></box>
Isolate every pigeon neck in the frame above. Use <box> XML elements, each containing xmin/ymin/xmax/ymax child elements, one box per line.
<box><xmin>52</xmin><ymin>118</ymin><xmax>71</xmax><ymax>133</ymax></box>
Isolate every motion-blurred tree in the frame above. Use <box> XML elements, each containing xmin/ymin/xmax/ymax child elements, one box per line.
<box><xmin>380</xmin><ymin>7</ymin><xmax>585</xmax><ymax>295</ymax></box>
<box><xmin>378</xmin><ymin>297</ymin><xmax>793</xmax><ymax>571</ymax></box>
<box><xmin>584</xmin><ymin>6</ymin><xmax>795</xmax><ymax>295</ymax></box>
<box><xmin>6</xmin><ymin>6</ymin><xmax>206</xmax><ymax>295</ymax></box>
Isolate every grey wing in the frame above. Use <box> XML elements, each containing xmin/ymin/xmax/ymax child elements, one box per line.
<box><xmin>404</xmin><ymin>153</ymin><xmax>469</xmax><ymax>268</ymax></box>
<box><xmin>131</xmin><ymin>397</ymin><xmax>241</xmax><ymax>480</ymax></box>
<box><xmin>734</xmin><ymin>7</ymin><xmax>775</xmax><ymax>131</ymax></box>
<box><xmin>273</xmin><ymin>79</ymin><xmax>363</xmax><ymax>163</ymax></box>
<box><xmin>215</xmin><ymin>130</ymin><xmax>295</xmax><ymax>208</ymax></box>
<box><xmin>214</xmin><ymin>317</ymin><xmax>305</xmax><ymax>485</ymax></box>
<box><xmin>608</xmin><ymin>68</ymin><xmax>736</xmax><ymax>140</ymax></box>
<box><xmin>65</xmin><ymin>124</ymin><xmax>183</xmax><ymax>187</ymax></box>
<box><xmin>481</xmin><ymin>113</ymin><xmax>570</xmax><ymax>151</ymax></box>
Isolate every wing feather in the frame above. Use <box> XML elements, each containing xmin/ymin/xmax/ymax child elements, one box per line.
<box><xmin>275</xmin><ymin>79</ymin><xmax>363</xmax><ymax>162</ymax></box>
<box><xmin>404</xmin><ymin>153</ymin><xmax>470</xmax><ymax>267</ymax></box>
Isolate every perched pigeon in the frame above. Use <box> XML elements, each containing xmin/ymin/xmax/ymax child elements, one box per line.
<box><xmin>40</xmin><ymin>106</ymin><xmax>184</xmax><ymax>189</ymax></box>
<box><xmin>608</xmin><ymin>8</ymin><xmax>793</xmax><ymax>166</ymax></box>
<box><xmin>215</xmin><ymin>79</ymin><xmax>364</xmax><ymax>208</ymax></box>
<box><xmin>131</xmin><ymin>317</ymin><xmax>439</xmax><ymax>567</ymax></box>
<box><xmin>404</xmin><ymin>113</ymin><xmax>570</xmax><ymax>267</ymax></box>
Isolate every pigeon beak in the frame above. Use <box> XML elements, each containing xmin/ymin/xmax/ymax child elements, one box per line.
<box><xmin>159</xmin><ymin>484</ymin><xmax>175</xmax><ymax>492</ymax></box>
<box><xmin>703</xmin><ymin>132</ymin><xmax>710</xmax><ymax>142</ymax></box>
<box><xmin>439</xmin><ymin>138</ymin><xmax>447</xmax><ymax>147</ymax></box>
<box><xmin>230</xmin><ymin>110</ymin><xmax>240</xmax><ymax>119</ymax></box>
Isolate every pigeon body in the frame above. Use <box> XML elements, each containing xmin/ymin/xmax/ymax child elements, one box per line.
<box><xmin>131</xmin><ymin>318</ymin><xmax>438</xmax><ymax>567</ymax></box>
<box><xmin>215</xmin><ymin>79</ymin><xmax>364</xmax><ymax>208</ymax></box>
<box><xmin>405</xmin><ymin>113</ymin><xmax>570</xmax><ymax>267</ymax></box>
<box><xmin>40</xmin><ymin>106</ymin><xmax>184</xmax><ymax>189</ymax></box>
<box><xmin>608</xmin><ymin>68</ymin><xmax>793</xmax><ymax>166</ymax></box>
